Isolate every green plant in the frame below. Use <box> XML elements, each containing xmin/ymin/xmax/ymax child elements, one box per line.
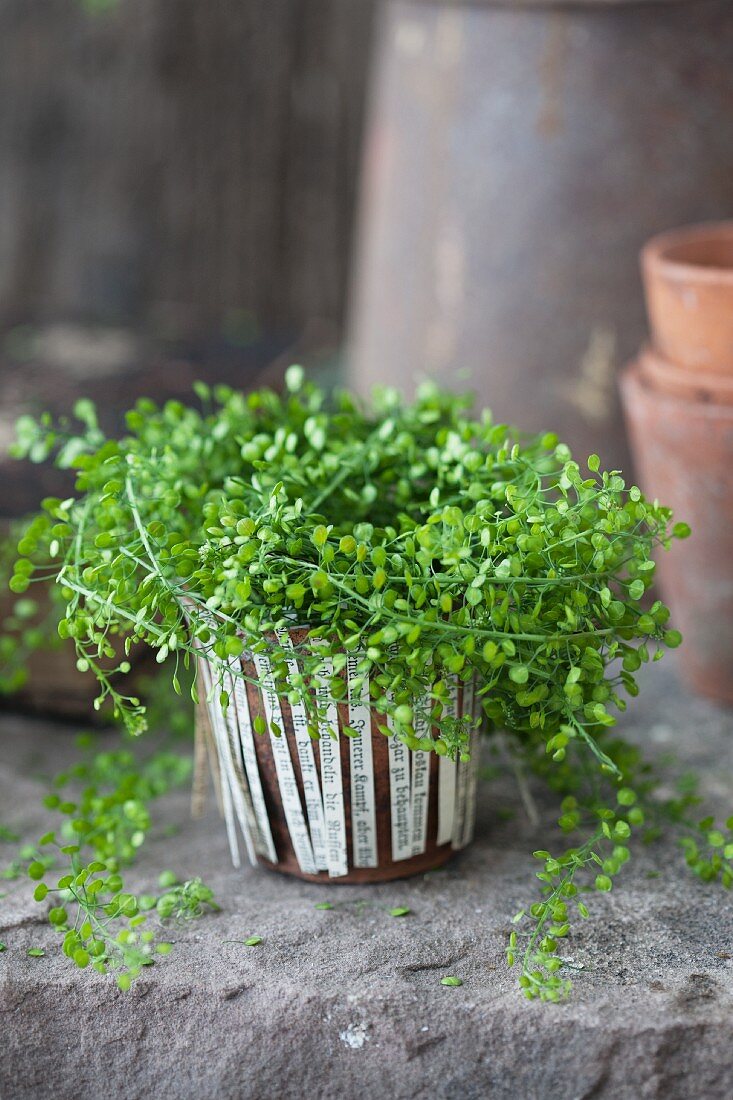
<box><xmin>0</xmin><ymin>665</ymin><xmax>217</xmax><ymax>988</ymax></box>
<box><xmin>8</xmin><ymin>367</ymin><xmax>723</xmax><ymax>1001</ymax></box>
<box><xmin>0</xmin><ymin>521</ymin><xmax>68</xmax><ymax>695</ymax></box>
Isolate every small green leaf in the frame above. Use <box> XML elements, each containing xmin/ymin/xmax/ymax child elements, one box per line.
<box><xmin>312</xmin><ymin>525</ymin><xmax>329</xmax><ymax>549</ymax></box>
<box><xmin>441</xmin><ymin>976</ymin><xmax>463</xmax><ymax>987</ymax></box>
<box><xmin>224</xmin><ymin>636</ymin><xmax>244</xmax><ymax>658</ymax></box>
<box><xmin>27</xmin><ymin>947</ymin><xmax>45</xmax><ymax>957</ymax></box>
<box><xmin>389</xmin><ymin>906</ymin><xmax>410</xmax><ymax>918</ymax></box>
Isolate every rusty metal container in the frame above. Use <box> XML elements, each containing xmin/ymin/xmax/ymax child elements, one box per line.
<box><xmin>348</xmin><ymin>0</ymin><xmax>733</xmax><ymax>470</ymax></box>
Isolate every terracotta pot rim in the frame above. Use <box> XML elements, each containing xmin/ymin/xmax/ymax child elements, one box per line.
<box><xmin>623</xmin><ymin>357</ymin><xmax>733</xmax><ymax>419</ymax></box>
<box><xmin>642</xmin><ymin>221</ymin><xmax>733</xmax><ymax>286</ymax></box>
<box><xmin>638</xmin><ymin>344</ymin><xmax>733</xmax><ymax>400</ymax></box>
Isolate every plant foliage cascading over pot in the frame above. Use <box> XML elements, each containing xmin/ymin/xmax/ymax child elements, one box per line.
<box><xmin>10</xmin><ymin>366</ymin><xmax>700</xmax><ymax>999</ymax></box>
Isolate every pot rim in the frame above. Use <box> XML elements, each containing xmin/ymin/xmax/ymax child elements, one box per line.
<box><xmin>638</xmin><ymin>344</ymin><xmax>733</xmax><ymax>397</ymax></box>
<box><xmin>622</xmin><ymin>356</ymin><xmax>733</xmax><ymax>419</ymax></box>
<box><xmin>642</xmin><ymin>221</ymin><xmax>733</xmax><ymax>286</ymax></box>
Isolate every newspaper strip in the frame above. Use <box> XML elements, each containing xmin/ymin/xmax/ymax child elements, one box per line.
<box><xmin>410</xmin><ymin>700</ymin><xmax>431</xmax><ymax>857</ymax></box>
<box><xmin>203</xmin><ymin>659</ymin><xmax>257</xmax><ymax>865</ymax></box>
<box><xmin>276</xmin><ymin>632</ymin><xmax>328</xmax><ymax>870</ymax></box>
<box><xmin>437</xmin><ymin>678</ymin><xmax>459</xmax><ymax>845</ymax></box>
<box><xmin>347</xmin><ymin>653</ymin><xmax>378</xmax><ymax>868</ymax></box>
<box><xmin>197</xmin><ymin>656</ymin><xmax>248</xmax><ymax>866</ymax></box>
<box><xmin>220</xmin><ymin>664</ymin><xmax>264</xmax><ymax>865</ymax></box>
<box><xmin>315</xmin><ymin>660</ymin><xmax>349</xmax><ymax>878</ymax></box>
<box><xmin>387</xmin><ymin>698</ymin><xmax>412</xmax><ymax>861</ymax></box>
<box><xmin>253</xmin><ymin>653</ymin><xmax>317</xmax><ymax>876</ymax></box>
<box><xmin>228</xmin><ymin>659</ymin><xmax>278</xmax><ymax>863</ymax></box>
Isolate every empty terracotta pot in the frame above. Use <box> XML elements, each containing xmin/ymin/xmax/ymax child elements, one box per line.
<box><xmin>620</xmin><ymin>359</ymin><xmax>733</xmax><ymax>705</ymax></box>
<box><xmin>642</xmin><ymin>222</ymin><xmax>733</xmax><ymax>373</ymax></box>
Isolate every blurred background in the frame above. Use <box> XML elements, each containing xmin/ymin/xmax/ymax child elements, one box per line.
<box><xmin>0</xmin><ymin>0</ymin><xmax>374</xmax><ymax>516</ymax></box>
<box><xmin>2</xmin><ymin>0</ymin><xmax>733</xmax><ymax>710</ymax></box>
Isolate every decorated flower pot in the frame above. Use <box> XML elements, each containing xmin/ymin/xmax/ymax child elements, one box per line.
<box><xmin>11</xmin><ymin>370</ymin><xmax>690</xmax><ymax>1000</ymax></box>
<box><xmin>195</xmin><ymin>631</ymin><xmax>481</xmax><ymax>883</ymax></box>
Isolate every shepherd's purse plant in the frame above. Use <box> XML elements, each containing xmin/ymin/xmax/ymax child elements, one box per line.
<box><xmin>9</xmin><ymin>366</ymin><xmax>732</xmax><ymax>1000</ymax></box>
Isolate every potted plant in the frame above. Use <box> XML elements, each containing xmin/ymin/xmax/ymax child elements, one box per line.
<box><xmin>10</xmin><ymin>367</ymin><xmax>701</xmax><ymax>998</ymax></box>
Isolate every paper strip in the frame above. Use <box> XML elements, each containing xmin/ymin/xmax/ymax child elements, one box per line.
<box><xmin>228</xmin><ymin>661</ymin><xmax>278</xmax><ymax>863</ymax></box>
<box><xmin>253</xmin><ymin>653</ymin><xmax>318</xmax><ymax>876</ymax></box>
<box><xmin>205</xmin><ymin>663</ymin><xmax>257</xmax><ymax>865</ymax></box>
<box><xmin>410</xmin><ymin>747</ymin><xmax>431</xmax><ymax>857</ymax></box>
<box><xmin>316</xmin><ymin>660</ymin><xmax>349</xmax><ymax>878</ymax></box>
<box><xmin>276</xmin><ymin>633</ymin><xmax>328</xmax><ymax>870</ymax></box>
<box><xmin>452</xmin><ymin>679</ymin><xmax>473</xmax><ymax>849</ymax></box>
<box><xmin>409</xmin><ymin>693</ymin><xmax>431</xmax><ymax>856</ymax></box>
<box><xmin>407</xmin><ymin>675</ymin><xmax>432</xmax><ymax>858</ymax></box>
<box><xmin>387</xmin><ymin>699</ymin><xmax>412</xmax><ymax>861</ymax></box>
<box><xmin>346</xmin><ymin>653</ymin><xmax>378</xmax><ymax>868</ymax></box>
<box><xmin>188</xmin><ymin>616</ymin><xmax>250</xmax><ymax>865</ymax></box>
<box><xmin>217</xmin><ymin>747</ymin><xmax>241</xmax><ymax>868</ymax></box>
<box><xmin>437</xmin><ymin>679</ymin><xmax>459</xmax><ymax>845</ymax></box>
<box><xmin>197</xmin><ymin>657</ymin><xmax>247</xmax><ymax>866</ymax></box>
<box><xmin>221</xmin><ymin>666</ymin><xmax>265</xmax><ymax>865</ymax></box>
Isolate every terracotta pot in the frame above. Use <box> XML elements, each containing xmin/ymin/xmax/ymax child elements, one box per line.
<box><xmin>620</xmin><ymin>358</ymin><xmax>733</xmax><ymax>705</ymax></box>
<box><xmin>637</xmin><ymin>345</ymin><xmax>733</xmax><ymax>406</ymax></box>
<box><xmin>195</xmin><ymin>630</ymin><xmax>480</xmax><ymax>883</ymax></box>
<box><xmin>642</xmin><ymin>222</ymin><xmax>733</xmax><ymax>373</ymax></box>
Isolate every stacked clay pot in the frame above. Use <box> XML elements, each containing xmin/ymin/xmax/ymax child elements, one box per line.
<box><xmin>621</xmin><ymin>223</ymin><xmax>733</xmax><ymax>705</ymax></box>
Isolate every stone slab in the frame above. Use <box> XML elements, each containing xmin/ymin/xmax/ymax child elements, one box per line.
<box><xmin>1</xmin><ymin>660</ymin><xmax>733</xmax><ymax>1099</ymax></box>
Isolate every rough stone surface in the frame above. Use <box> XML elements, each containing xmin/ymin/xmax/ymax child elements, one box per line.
<box><xmin>2</xmin><ymin>661</ymin><xmax>733</xmax><ymax>1099</ymax></box>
